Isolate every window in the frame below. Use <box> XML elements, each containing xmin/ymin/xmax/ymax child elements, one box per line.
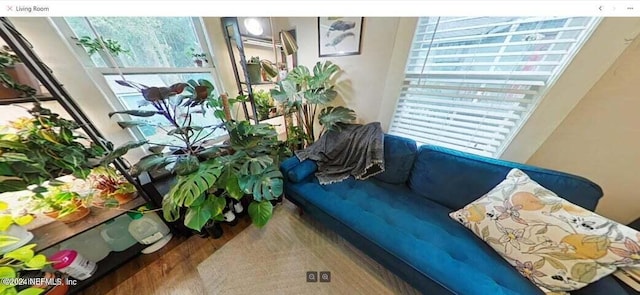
<box><xmin>389</xmin><ymin>17</ymin><xmax>599</xmax><ymax>157</ymax></box>
<box><xmin>55</xmin><ymin>17</ymin><xmax>225</xmax><ymax>145</ymax></box>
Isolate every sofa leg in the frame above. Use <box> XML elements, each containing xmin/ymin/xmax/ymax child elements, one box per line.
<box><xmin>297</xmin><ymin>207</ymin><xmax>304</xmax><ymax>216</ymax></box>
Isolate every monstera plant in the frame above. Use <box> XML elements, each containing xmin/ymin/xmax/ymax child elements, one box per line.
<box><xmin>102</xmin><ymin>79</ymin><xmax>289</xmax><ymax>230</ymax></box>
<box><xmin>0</xmin><ymin>103</ymin><xmax>105</xmax><ymax>193</ymax></box>
<box><xmin>270</xmin><ymin>61</ymin><xmax>356</xmax><ymax>147</ymax></box>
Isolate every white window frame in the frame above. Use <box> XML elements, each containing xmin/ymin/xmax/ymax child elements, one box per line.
<box><xmin>50</xmin><ymin>17</ymin><xmax>227</xmax><ymax>144</ymax></box>
<box><xmin>389</xmin><ymin>17</ymin><xmax>601</xmax><ymax>158</ymax></box>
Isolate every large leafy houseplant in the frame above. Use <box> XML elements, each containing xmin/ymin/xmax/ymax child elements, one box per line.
<box><xmin>270</xmin><ymin>61</ymin><xmax>356</xmax><ymax>147</ymax></box>
<box><xmin>0</xmin><ymin>103</ymin><xmax>105</xmax><ymax>193</ymax></box>
<box><xmin>103</xmin><ymin>79</ymin><xmax>289</xmax><ymax>230</ymax></box>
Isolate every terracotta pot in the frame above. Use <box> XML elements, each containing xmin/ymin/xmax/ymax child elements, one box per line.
<box><xmin>114</xmin><ymin>192</ymin><xmax>137</xmax><ymax>205</ymax></box>
<box><xmin>45</xmin><ymin>205</ymin><xmax>90</xmax><ymax>224</ymax></box>
<box><xmin>0</xmin><ymin>63</ymin><xmax>41</xmax><ymax>98</ymax></box>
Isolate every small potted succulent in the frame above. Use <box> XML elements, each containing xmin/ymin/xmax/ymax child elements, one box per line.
<box><xmin>29</xmin><ymin>186</ymin><xmax>90</xmax><ymax>224</ymax></box>
<box><xmin>89</xmin><ymin>166</ymin><xmax>137</xmax><ymax>206</ymax></box>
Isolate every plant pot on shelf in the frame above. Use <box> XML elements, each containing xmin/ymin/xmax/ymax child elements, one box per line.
<box><xmin>246</xmin><ymin>63</ymin><xmax>262</xmax><ymax>83</ymax></box>
<box><xmin>0</xmin><ymin>63</ymin><xmax>42</xmax><ymax>98</ymax></box>
<box><xmin>113</xmin><ymin>192</ymin><xmax>137</xmax><ymax>205</ymax></box>
<box><xmin>45</xmin><ymin>205</ymin><xmax>91</xmax><ymax>224</ymax></box>
<box><xmin>194</xmin><ymin>59</ymin><xmax>203</xmax><ymax>67</ymax></box>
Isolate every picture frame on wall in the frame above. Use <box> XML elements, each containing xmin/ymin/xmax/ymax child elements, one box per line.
<box><xmin>318</xmin><ymin>17</ymin><xmax>363</xmax><ymax>57</ymax></box>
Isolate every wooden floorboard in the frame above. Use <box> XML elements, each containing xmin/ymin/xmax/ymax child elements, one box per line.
<box><xmin>78</xmin><ymin>217</ymin><xmax>252</xmax><ymax>295</ymax></box>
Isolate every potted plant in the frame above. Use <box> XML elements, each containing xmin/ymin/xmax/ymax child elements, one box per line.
<box><xmin>0</xmin><ymin>46</ymin><xmax>40</xmax><ymax>99</ymax></box>
<box><xmin>73</xmin><ymin>36</ymin><xmax>129</xmax><ymax>67</ymax></box>
<box><xmin>29</xmin><ymin>186</ymin><xmax>91</xmax><ymax>224</ymax></box>
<box><xmin>187</xmin><ymin>48</ymin><xmax>208</xmax><ymax>67</ymax></box>
<box><xmin>0</xmin><ymin>102</ymin><xmax>106</xmax><ymax>194</ymax></box>
<box><xmin>270</xmin><ymin>61</ymin><xmax>357</xmax><ymax>147</ymax></box>
<box><xmin>0</xmin><ymin>201</ymin><xmax>34</xmax><ymax>255</ymax></box>
<box><xmin>254</xmin><ymin>90</ymin><xmax>276</xmax><ymax>121</ymax></box>
<box><xmin>245</xmin><ymin>57</ymin><xmax>278</xmax><ymax>83</ymax></box>
<box><xmin>88</xmin><ymin>166</ymin><xmax>137</xmax><ymax>206</ymax></box>
<box><xmin>101</xmin><ymin>79</ymin><xmax>290</xmax><ymax>233</ymax></box>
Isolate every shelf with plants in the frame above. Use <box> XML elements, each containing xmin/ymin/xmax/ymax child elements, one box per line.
<box><xmin>28</xmin><ymin>196</ymin><xmax>147</xmax><ymax>252</ymax></box>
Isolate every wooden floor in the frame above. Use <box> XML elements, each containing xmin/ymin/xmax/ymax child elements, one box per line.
<box><xmin>79</xmin><ymin>217</ymin><xmax>252</xmax><ymax>295</ymax></box>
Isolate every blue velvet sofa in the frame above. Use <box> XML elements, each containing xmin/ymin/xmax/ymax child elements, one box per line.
<box><xmin>280</xmin><ymin>134</ymin><xmax>634</xmax><ymax>295</ymax></box>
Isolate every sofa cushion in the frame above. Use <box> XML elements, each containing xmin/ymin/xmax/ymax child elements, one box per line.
<box><xmin>408</xmin><ymin>145</ymin><xmax>603</xmax><ymax>211</ymax></box>
<box><xmin>286</xmin><ymin>177</ymin><xmax>543</xmax><ymax>295</ymax></box>
<box><xmin>373</xmin><ymin>135</ymin><xmax>417</xmax><ymax>184</ymax></box>
<box><xmin>450</xmin><ymin>168</ymin><xmax>640</xmax><ymax>293</ymax></box>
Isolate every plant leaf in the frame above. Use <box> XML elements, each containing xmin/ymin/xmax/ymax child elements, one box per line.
<box><xmin>184</xmin><ymin>204</ymin><xmax>213</xmax><ymax>231</ymax></box>
<box><xmin>318</xmin><ymin>106</ymin><xmax>356</xmax><ymax>131</ymax></box>
<box><xmin>174</xmin><ymin>155</ymin><xmax>200</xmax><ymax>176</ymax></box>
<box><xmin>162</xmin><ymin>196</ymin><xmax>180</xmax><ymax>222</ymax></box>
<box><xmin>3</xmin><ymin>245</ymin><xmax>35</xmax><ymax>262</ymax></box>
<box><xmin>130</xmin><ymin>154</ymin><xmax>176</xmax><ymax>176</ymax></box>
<box><xmin>117</xmin><ymin>120</ymin><xmax>153</xmax><ymax>129</ymax></box>
<box><xmin>0</xmin><ymin>266</ymin><xmax>16</xmax><ymax>279</ymax></box>
<box><xmin>225</xmin><ymin>174</ymin><xmax>243</xmax><ymax>200</ymax></box>
<box><xmin>100</xmin><ymin>140</ymin><xmax>149</xmax><ymax>165</ymax></box>
<box><xmin>248</xmin><ymin>200</ymin><xmax>273</xmax><ymax>228</ymax></box>
<box><xmin>238</xmin><ymin>165</ymin><xmax>283</xmax><ymax>201</ymax></box>
<box><xmin>24</xmin><ymin>254</ymin><xmax>47</xmax><ymax>269</ymax></box>
<box><xmin>12</xmin><ymin>215</ymin><xmax>34</xmax><ymax>226</ymax></box>
<box><xmin>168</xmin><ymin>160</ymin><xmax>222</xmax><ymax>207</ymax></box>
<box><xmin>0</xmin><ymin>215</ymin><xmax>13</xmax><ymax>231</ymax></box>
<box><xmin>108</xmin><ymin>110</ymin><xmax>160</xmax><ymax>118</ymax></box>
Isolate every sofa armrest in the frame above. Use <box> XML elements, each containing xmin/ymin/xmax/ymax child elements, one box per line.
<box><xmin>279</xmin><ymin>156</ymin><xmax>317</xmax><ymax>183</ymax></box>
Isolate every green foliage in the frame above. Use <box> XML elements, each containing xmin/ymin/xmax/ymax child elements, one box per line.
<box><xmin>29</xmin><ymin>186</ymin><xmax>87</xmax><ymax>218</ymax></box>
<box><xmin>73</xmin><ymin>36</ymin><xmax>129</xmax><ymax>56</ymax></box>
<box><xmin>104</xmin><ymin>77</ymin><xmax>291</xmax><ymax>230</ymax></box>
<box><xmin>88</xmin><ymin>166</ymin><xmax>137</xmax><ymax>207</ymax></box>
<box><xmin>0</xmin><ymin>46</ymin><xmax>36</xmax><ymax>97</ymax></box>
<box><xmin>318</xmin><ymin>106</ymin><xmax>356</xmax><ymax>132</ymax></box>
<box><xmin>0</xmin><ymin>244</ymin><xmax>49</xmax><ymax>295</ymax></box>
<box><xmin>270</xmin><ymin>61</ymin><xmax>356</xmax><ymax>146</ymax></box>
<box><xmin>0</xmin><ymin>103</ymin><xmax>105</xmax><ymax>193</ymax></box>
<box><xmin>248</xmin><ymin>200</ymin><xmax>273</xmax><ymax>228</ymax></box>
<box><xmin>254</xmin><ymin>90</ymin><xmax>275</xmax><ymax>121</ymax></box>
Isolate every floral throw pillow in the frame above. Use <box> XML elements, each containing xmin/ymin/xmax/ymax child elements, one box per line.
<box><xmin>450</xmin><ymin>168</ymin><xmax>640</xmax><ymax>293</ymax></box>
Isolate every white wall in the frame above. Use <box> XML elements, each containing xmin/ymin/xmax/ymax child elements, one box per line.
<box><xmin>528</xmin><ymin>35</ymin><xmax>640</xmax><ymax>224</ymax></box>
<box><xmin>275</xmin><ymin>17</ymin><xmax>402</xmax><ymax>125</ymax></box>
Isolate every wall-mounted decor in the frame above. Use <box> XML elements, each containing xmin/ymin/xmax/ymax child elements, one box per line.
<box><xmin>318</xmin><ymin>17</ymin><xmax>363</xmax><ymax>57</ymax></box>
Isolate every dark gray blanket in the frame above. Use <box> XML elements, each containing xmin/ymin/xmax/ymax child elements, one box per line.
<box><xmin>295</xmin><ymin>122</ymin><xmax>385</xmax><ymax>185</ymax></box>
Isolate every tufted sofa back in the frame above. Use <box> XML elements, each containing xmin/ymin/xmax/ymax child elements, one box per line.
<box><xmin>407</xmin><ymin>144</ymin><xmax>604</xmax><ymax>211</ymax></box>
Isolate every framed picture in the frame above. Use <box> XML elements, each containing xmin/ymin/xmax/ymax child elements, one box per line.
<box><xmin>318</xmin><ymin>17</ymin><xmax>363</xmax><ymax>57</ymax></box>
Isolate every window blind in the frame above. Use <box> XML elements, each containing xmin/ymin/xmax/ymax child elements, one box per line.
<box><xmin>389</xmin><ymin>17</ymin><xmax>599</xmax><ymax>157</ymax></box>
